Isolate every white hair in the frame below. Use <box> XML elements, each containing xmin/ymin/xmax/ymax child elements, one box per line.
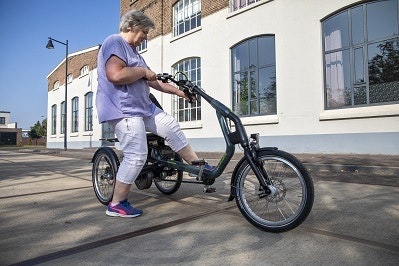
<box><xmin>119</xmin><ymin>9</ymin><xmax>155</xmax><ymax>32</ymax></box>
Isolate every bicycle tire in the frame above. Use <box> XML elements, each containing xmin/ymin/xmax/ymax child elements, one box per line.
<box><xmin>92</xmin><ymin>148</ymin><xmax>118</xmax><ymax>205</ymax></box>
<box><xmin>234</xmin><ymin>149</ymin><xmax>314</xmax><ymax>232</ymax></box>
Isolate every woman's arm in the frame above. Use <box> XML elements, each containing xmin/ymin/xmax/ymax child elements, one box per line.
<box><xmin>105</xmin><ymin>55</ymin><xmax>156</xmax><ymax>85</ymax></box>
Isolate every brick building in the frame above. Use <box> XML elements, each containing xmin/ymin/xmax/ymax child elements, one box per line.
<box><xmin>46</xmin><ymin>0</ymin><xmax>399</xmax><ymax>154</ymax></box>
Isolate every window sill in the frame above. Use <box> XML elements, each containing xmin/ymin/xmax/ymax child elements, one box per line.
<box><xmin>238</xmin><ymin>115</ymin><xmax>279</xmax><ymax>126</ymax></box>
<box><xmin>179</xmin><ymin>121</ymin><xmax>203</xmax><ymax>129</ymax></box>
<box><xmin>138</xmin><ymin>48</ymin><xmax>147</xmax><ymax>54</ymax></box>
<box><xmin>170</xmin><ymin>27</ymin><xmax>202</xmax><ymax>43</ymax></box>
<box><xmin>227</xmin><ymin>0</ymin><xmax>274</xmax><ymax>19</ymax></box>
<box><xmin>70</xmin><ymin>132</ymin><xmax>79</xmax><ymax>137</ymax></box>
<box><xmin>83</xmin><ymin>131</ymin><xmax>93</xmax><ymax>136</ymax></box>
<box><xmin>319</xmin><ymin>104</ymin><xmax>399</xmax><ymax>121</ymax></box>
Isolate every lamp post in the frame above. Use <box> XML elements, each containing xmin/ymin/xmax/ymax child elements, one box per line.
<box><xmin>46</xmin><ymin>37</ymin><xmax>68</xmax><ymax>151</ymax></box>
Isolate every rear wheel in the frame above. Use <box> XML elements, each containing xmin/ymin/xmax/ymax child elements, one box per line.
<box><xmin>92</xmin><ymin>149</ymin><xmax>118</xmax><ymax>205</ymax></box>
<box><xmin>234</xmin><ymin>149</ymin><xmax>314</xmax><ymax>232</ymax></box>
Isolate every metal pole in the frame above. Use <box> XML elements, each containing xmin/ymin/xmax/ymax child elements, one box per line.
<box><xmin>47</xmin><ymin>37</ymin><xmax>69</xmax><ymax>150</ymax></box>
<box><xmin>64</xmin><ymin>40</ymin><xmax>68</xmax><ymax>151</ymax></box>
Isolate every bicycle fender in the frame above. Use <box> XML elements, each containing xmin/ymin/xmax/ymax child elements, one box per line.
<box><xmin>91</xmin><ymin>147</ymin><xmax>120</xmax><ymax>167</ymax></box>
<box><xmin>227</xmin><ymin>147</ymin><xmax>278</xmax><ymax>202</ymax></box>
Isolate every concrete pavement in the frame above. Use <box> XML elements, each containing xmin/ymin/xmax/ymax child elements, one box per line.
<box><xmin>0</xmin><ymin>149</ymin><xmax>398</xmax><ymax>265</ymax></box>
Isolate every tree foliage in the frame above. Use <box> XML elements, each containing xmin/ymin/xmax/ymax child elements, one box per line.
<box><xmin>28</xmin><ymin>119</ymin><xmax>47</xmax><ymax>140</ymax></box>
<box><xmin>369</xmin><ymin>40</ymin><xmax>399</xmax><ymax>84</ymax></box>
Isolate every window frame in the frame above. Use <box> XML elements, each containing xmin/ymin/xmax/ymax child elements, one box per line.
<box><xmin>67</xmin><ymin>74</ymin><xmax>73</xmax><ymax>84</ymax></box>
<box><xmin>53</xmin><ymin>80</ymin><xmax>60</xmax><ymax>90</ymax></box>
<box><xmin>230</xmin><ymin>0</ymin><xmax>262</xmax><ymax>12</ymax></box>
<box><xmin>71</xmin><ymin>97</ymin><xmax>79</xmax><ymax>133</ymax></box>
<box><xmin>80</xmin><ymin>65</ymin><xmax>89</xmax><ymax>77</ymax></box>
<box><xmin>51</xmin><ymin>104</ymin><xmax>57</xmax><ymax>135</ymax></box>
<box><xmin>231</xmin><ymin>35</ymin><xmax>277</xmax><ymax>117</ymax></box>
<box><xmin>85</xmin><ymin>92</ymin><xmax>93</xmax><ymax>131</ymax></box>
<box><xmin>137</xmin><ymin>40</ymin><xmax>147</xmax><ymax>53</ymax></box>
<box><xmin>322</xmin><ymin>0</ymin><xmax>399</xmax><ymax>110</ymax></box>
<box><xmin>60</xmin><ymin>101</ymin><xmax>66</xmax><ymax>134</ymax></box>
<box><xmin>173</xmin><ymin>0</ymin><xmax>202</xmax><ymax>37</ymax></box>
<box><xmin>171</xmin><ymin>57</ymin><xmax>202</xmax><ymax>123</ymax></box>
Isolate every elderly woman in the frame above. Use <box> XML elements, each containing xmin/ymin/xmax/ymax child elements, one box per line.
<box><xmin>96</xmin><ymin>10</ymin><xmax>213</xmax><ymax>218</ymax></box>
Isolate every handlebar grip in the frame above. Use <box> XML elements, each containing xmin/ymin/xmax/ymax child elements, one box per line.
<box><xmin>157</xmin><ymin>73</ymin><xmax>172</xmax><ymax>83</ymax></box>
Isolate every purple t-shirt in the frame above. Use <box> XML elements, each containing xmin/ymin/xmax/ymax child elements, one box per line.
<box><xmin>96</xmin><ymin>34</ymin><xmax>155</xmax><ymax>123</ymax></box>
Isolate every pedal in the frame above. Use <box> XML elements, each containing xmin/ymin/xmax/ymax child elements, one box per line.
<box><xmin>191</xmin><ymin>159</ymin><xmax>206</xmax><ymax>166</ymax></box>
<box><xmin>190</xmin><ymin>159</ymin><xmax>206</xmax><ymax>181</ymax></box>
<box><xmin>203</xmin><ymin>185</ymin><xmax>216</xmax><ymax>193</ymax></box>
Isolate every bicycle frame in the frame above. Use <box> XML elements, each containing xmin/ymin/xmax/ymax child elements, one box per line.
<box><xmin>156</xmin><ymin>74</ymin><xmax>270</xmax><ymax>189</ymax></box>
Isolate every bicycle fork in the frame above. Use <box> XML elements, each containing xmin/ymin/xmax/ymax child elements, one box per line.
<box><xmin>244</xmin><ymin>148</ymin><xmax>273</xmax><ymax>193</ymax></box>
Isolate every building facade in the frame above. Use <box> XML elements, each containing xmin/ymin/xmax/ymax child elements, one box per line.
<box><xmin>46</xmin><ymin>46</ymin><xmax>107</xmax><ymax>149</ymax></box>
<box><xmin>0</xmin><ymin>111</ymin><xmax>22</xmax><ymax>145</ymax></box>
<box><xmin>47</xmin><ymin>0</ymin><xmax>399</xmax><ymax>154</ymax></box>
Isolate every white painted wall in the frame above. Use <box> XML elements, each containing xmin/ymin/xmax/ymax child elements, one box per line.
<box><xmin>47</xmin><ymin>69</ymin><xmax>102</xmax><ymax>149</ymax></box>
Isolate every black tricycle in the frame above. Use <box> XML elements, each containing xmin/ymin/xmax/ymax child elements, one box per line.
<box><xmin>92</xmin><ymin>72</ymin><xmax>314</xmax><ymax>232</ymax></box>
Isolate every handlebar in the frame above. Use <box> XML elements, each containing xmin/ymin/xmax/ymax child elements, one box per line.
<box><xmin>157</xmin><ymin>73</ymin><xmax>197</xmax><ymax>103</ymax></box>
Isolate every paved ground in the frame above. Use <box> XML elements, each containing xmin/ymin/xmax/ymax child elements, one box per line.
<box><xmin>0</xmin><ymin>148</ymin><xmax>398</xmax><ymax>265</ymax></box>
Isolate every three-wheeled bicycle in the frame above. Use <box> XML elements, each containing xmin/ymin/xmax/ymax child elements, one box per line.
<box><xmin>92</xmin><ymin>72</ymin><xmax>314</xmax><ymax>232</ymax></box>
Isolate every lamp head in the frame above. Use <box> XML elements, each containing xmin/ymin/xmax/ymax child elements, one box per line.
<box><xmin>46</xmin><ymin>39</ymin><xmax>54</xmax><ymax>49</ymax></box>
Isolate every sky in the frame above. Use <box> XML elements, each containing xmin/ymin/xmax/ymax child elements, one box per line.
<box><xmin>0</xmin><ymin>0</ymin><xmax>120</xmax><ymax>129</ymax></box>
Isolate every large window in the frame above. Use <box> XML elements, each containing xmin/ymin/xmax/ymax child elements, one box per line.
<box><xmin>51</xmin><ymin>104</ymin><xmax>57</xmax><ymax>135</ymax></box>
<box><xmin>232</xmin><ymin>36</ymin><xmax>276</xmax><ymax>117</ymax></box>
<box><xmin>85</xmin><ymin>92</ymin><xmax>93</xmax><ymax>131</ymax></box>
<box><xmin>231</xmin><ymin>0</ymin><xmax>262</xmax><ymax>12</ymax></box>
<box><xmin>71</xmin><ymin>97</ymin><xmax>79</xmax><ymax>133</ymax></box>
<box><xmin>60</xmin><ymin>101</ymin><xmax>65</xmax><ymax>134</ymax></box>
<box><xmin>323</xmin><ymin>0</ymin><xmax>399</xmax><ymax>109</ymax></box>
<box><xmin>173</xmin><ymin>0</ymin><xmax>201</xmax><ymax>37</ymax></box>
<box><xmin>172</xmin><ymin>58</ymin><xmax>201</xmax><ymax>122</ymax></box>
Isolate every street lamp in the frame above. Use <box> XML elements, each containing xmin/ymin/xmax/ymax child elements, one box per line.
<box><xmin>46</xmin><ymin>37</ymin><xmax>68</xmax><ymax>151</ymax></box>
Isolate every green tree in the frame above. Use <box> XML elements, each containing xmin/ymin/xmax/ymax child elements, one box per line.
<box><xmin>28</xmin><ymin>119</ymin><xmax>47</xmax><ymax>145</ymax></box>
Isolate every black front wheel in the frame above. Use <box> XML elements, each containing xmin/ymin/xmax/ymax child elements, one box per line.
<box><xmin>92</xmin><ymin>148</ymin><xmax>119</xmax><ymax>205</ymax></box>
<box><xmin>234</xmin><ymin>149</ymin><xmax>314</xmax><ymax>232</ymax></box>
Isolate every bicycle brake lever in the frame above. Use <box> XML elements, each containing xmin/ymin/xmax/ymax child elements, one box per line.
<box><xmin>183</xmin><ymin>88</ymin><xmax>196</xmax><ymax>103</ymax></box>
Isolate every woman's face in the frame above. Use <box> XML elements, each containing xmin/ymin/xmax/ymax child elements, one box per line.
<box><xmin>128</xmin><ymin>26</ymin><xmax>149</xmax><ymax>47</ymax></box>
